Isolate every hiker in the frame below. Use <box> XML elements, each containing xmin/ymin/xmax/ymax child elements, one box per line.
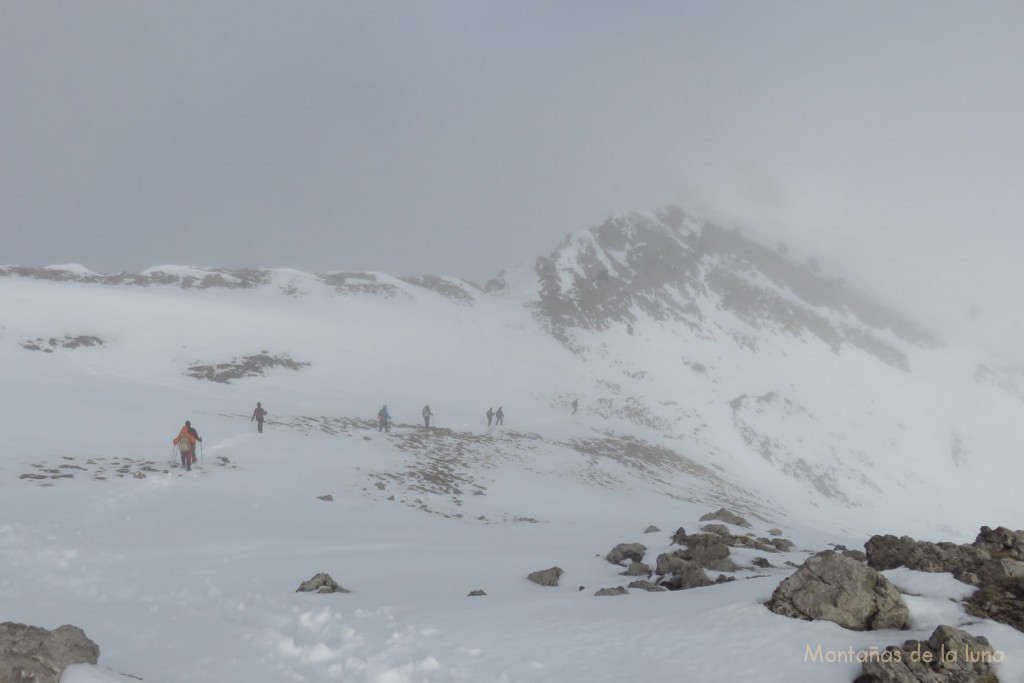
<box><xmin>486</xmin><ymin>407</ymin><xmax>494</xmax><ymax>427</ymax></box>
<box><xmin>422</xmin><ymin>405</ymin><xmax>433</xmax><ymax>428</ymax></box>
<box><xmin>172</xmin><ymin>421</ymin><xmax>202</xmax><ymax>471</ymax></box>
<box><xmin>571</xmin><ymin>398</ymin><xmax>578</xmax><ymax>415</ymax></box>
<box><xmin>251</xmin><ymin>402</ymin><xmax>267</xmax><ymax>433</ymax></box>
<box><xmin>495</xmin><ymin>406</ymin><xmax>504</xmax><ymax>426</ymax></box>
<box><xmin>378</xmin><ymin>405</ymin><xmax>391</xmax><ymax>432</ymax></box>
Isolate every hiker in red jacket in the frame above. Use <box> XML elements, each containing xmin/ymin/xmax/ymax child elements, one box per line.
<box><xmin>172</xmin><ymin>421</ymin><xmax>201</xmax><ymax>471</ymax></box>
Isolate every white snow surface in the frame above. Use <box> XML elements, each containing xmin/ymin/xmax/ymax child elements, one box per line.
<box><xmin>1</xmin><ymin>266</ymin><xmax>1023</xmax><ymax>683</ymax></box>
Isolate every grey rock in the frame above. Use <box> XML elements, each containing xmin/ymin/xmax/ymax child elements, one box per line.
<box><xmin>296</xmin><ymin>572</ymin><xmax>350</xmax><ymax>594</ymax></box>
<box><xmin>670</xmin><ymin>527</ymin><xmax>688</xmax><ymax>545</ymax></box>
<box><xmin>627</xmin><ymin>580</ymin><xmax>667</xmax><ymax>592</ymax></box>
<box><xmin>622</xmin><ymin>561</ymin><xmax>651</xmax><ymax>576</ymax></box>
<box><xmin>658</xmin><ymin>559</ymin><xmax>712</xmax><ymax>591</ymax></box>
<box><xmin>0</xmin><ymin>622</ymin><xmax>100</xmax><ymax>683</ymax></box>
<box><xmin>700</xmin><ymin>523</ymin><xmax>731</xmax><ymax>536</ymax></box>
<box><xmin>676</xmin><ymin>533</ymin><xmax>732</xmax><ymax>567</ymax></box>
<box><xmin>527</xmin><ymin>566</ymin><xmax>564</xmax><ymax>587</ymax></box>
<box><xmin>770</xmin><ymin>538</ymin><xmax>795</xmax><ymax>552</ymax></box>
<box><xmin>644</xmin><ymin>525</ymin><xmax>661</xmax><ymax>534</ymax></box>
<box><xmin>317</xmin><ymin>494</ymin><xmax>334</xmax><ymax>502</ymax></box>
<box><xmin>752</xmin><ymin>557</ymin><xmax>773</xmax><ymax>569</ymax></box>
<box><xmin>594</xmin><ymin>586</ymin><xmax>629</xmax><ymax>596</ymax></box>
<box><xmin>855</xmin><ymin>625</ymin><xmax>999</xmax><ymax>683</ymax></box>
<box><xmin>765</xmin><ymin>550</ymin><xmax>909</xmax><ymax>630</ymax></box>
<box><xmin>605</xmin><ymin>543</ymin><xmax>646</xmax><ymax>565</ymax></box>
<box><xmin>974</xmin><ymin>525</ymin><xmax>1024</xmax><ymax>561</ymax></box>
<box><xmin>698</xmin><ymin>507</ymin><xmax>751</xmax><ymax>528</ymax></box>
<box><xmin>767</xmin><ymin>528</ymin><xmax>784</xmax><ymax>536</ymax></box>
<box><xmin>467</xmin><ymin>590</ymin><xmax>487</xmax><ymax>597</ymax></box>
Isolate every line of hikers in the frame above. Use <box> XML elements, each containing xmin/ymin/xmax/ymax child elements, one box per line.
<box><xmin>379</xmin><ymin>404</ymin><xmax>505</xmax><ymax>431</ymax></box>
<box><xmin>173</xmin><ymin>398</ymin><xmax>537</xmax><ymax>469</ymax></box>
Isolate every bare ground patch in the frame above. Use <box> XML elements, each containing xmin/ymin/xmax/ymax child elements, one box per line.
<box><xmin>186</xmin><ymin>351</ymin><xmax>309</xmax><ymax>383</ymax></box>
<box><xmin>21</xmin><ymin>335</ymin><xmax>105</xmax><ymax>352</ymax></box>
<box><xmin>16</xmin><ymin>454</ymin><xmax>237</xmax><ymax>485</ymax></box>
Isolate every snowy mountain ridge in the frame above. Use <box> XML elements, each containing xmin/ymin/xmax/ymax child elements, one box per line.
<box><xmin>3</xmin><ymin>207</ymin><xmax>1023</xmax><ymax>538</ymax></box>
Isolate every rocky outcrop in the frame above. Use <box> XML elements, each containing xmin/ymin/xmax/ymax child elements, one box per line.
<box><xmin>974</xmin><ymin>525</ymin><xmax>1024</xmax><ymax>560</ymax></box>
<box><xmin>605</xmin><ymin>543</ymin><xmax>646</xmax><ymax>566</ymax></box>
<box><xmin>296</xmin><ymin>572</ymin><xmax>350</xmax><ymax>594</ymax></box>
<box><xmin>765</xmin><ymin>551</ymin><xmax>909</xmax><ymax>630</ymax></box>
<box><xmin>527</xmin><ymin>567</ymin><xmax>564</xmax><ymax>587</ymax></box>
<box><xmin>965</xmin><ymin>576</ymin><xmax>1024</xmax><ymax>633</ymax></box>
<box><xmin>865</xmin><ymin>526</ymin><xmax>1024</xmax><ymax>587</ymax></box>
<box><xmin>644</xmin><ymin>525</ymin><xmax>661</xmax><ymax>534</ymax></box>
<box><xmin>594</xmin><ymin>586</ymin><xmax>629</xmax><ymax>596</ymax></box>
<box><xmin>467</xmin><ymin>590</ymin><xmax>487</xmax><ymax>597</ymax></box>
<box><xmin>0</xmin><ymin>622</ymin><xmax>100</xmax><ymax>683</ymax></box>
<box><xmin>854</xmin><ymin>625</ymin><xmax>1000</xmax><ymax>683</ymax></box>
<box><xmin>699</xmin><ymin>508</ymin><xmax>751</xmax><ymax>528</ymax></box>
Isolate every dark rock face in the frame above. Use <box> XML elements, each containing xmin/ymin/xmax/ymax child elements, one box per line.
<box><xmin>0</xmin><ymin>622</ymin><xmax>100</xmax><ymax>683</ymax></box>
<box><xmin>765</xmin><ymin>551</ymin><xmax>910</xmax><ymax>631</ymax></box>
<box><xmin>527</xmin><ymin>567</ymin><xmax>564</xmax><ymax>587</ymax></box>
<box><xmin>854</xmin><ymin>625</ymin><xmax>1000</xmax><ymax>683</ymax></box>
<box><xmin>296</xmin><ymin>572</ymin><xmax>350</xmax><ymax>594</ymax></box>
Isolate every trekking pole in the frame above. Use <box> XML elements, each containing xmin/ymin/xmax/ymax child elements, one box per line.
<box><xmin>170</xmin><ymin>444</ymin><xmax>176</xmax><ymax>468</ymax></box>
<box><xmin>200</xmin><ymin>440</ymin><xmax>204</xmax><ymax>465</ymax></box>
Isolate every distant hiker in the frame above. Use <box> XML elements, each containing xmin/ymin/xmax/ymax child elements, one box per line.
<box><xmin>378</xmin><ymin>405</ymin><xmax>391</xmax><ymax>432</ymax></box>
<box><xmin>422</xmin><ymin>405</ymin><xmax>433</xmax><ymax>428</ymax></box>
<box><xmin>486</xmin><ymin>407</ymin><xmax>494</xmax><ymax>427</ymax></box>
<box><xmin>495</xmin><ymin>406</ymin><xmax>504</xmax><ymax>426</ymax></box>
<box><xmin>251</xmin><ymin>402</ymin><xmax>267</xmax><ymax>433</ymax></box>
<box><xmin>571</xmin><ymin>398</ymin><xmax>579</xmax><ymax>415</ymax></box>
<box><xmin>172</xmin><ymin>421</ymin><xmax>202</xmax><ymax>471</ymax></box>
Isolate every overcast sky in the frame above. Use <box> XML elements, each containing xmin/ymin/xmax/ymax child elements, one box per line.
<box><xmin>3</xmin><ymin>1</ymin><xmax>1023</xmax><ymax>327</ymax></box>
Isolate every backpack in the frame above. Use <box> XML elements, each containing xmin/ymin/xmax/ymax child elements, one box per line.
<box><xmin>378</xmin><ymin>410</ymin><xmax>385</xmax><ymax>421</ymax></box>
<box><xmin>178</xmin><ymin>437</ymin><xmax>191</xmax><ymax>453</ymax></box>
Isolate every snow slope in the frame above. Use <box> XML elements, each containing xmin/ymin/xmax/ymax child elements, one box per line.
<box><xmin>2</xmin><ymin>213</ymin><xmax>1023</xmax><ymax>682</ymax></box>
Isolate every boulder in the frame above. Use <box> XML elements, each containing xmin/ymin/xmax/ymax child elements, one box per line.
<box><xmin>644</xmin><ymin>525</ymin><xmax>661</xmax><ymax>534</ymax></box>
<box><xmin>974</xmin><ymin>526</ymin><xmax>1024</xmax><ymax>561</ymax></box>
<box><xmin>527</xmin><ymin>566</ymin><xmax>564</xmax><ymax>587</ymax></box>
<box><xmin>658</xmin><ymin>559</ymin><xmax>712</xmax><ymax>591</ymax></box>
<box><xmin>700</xmin><ymin>523</ymin><xmax>731</xmax><ymax>536</ymax></box>
<box><xmin>677</xmin><ymin>533</ymin><xmax>731</xmax><ymax>566</ymax></box>
<box><xmin>627</xmin><ymin>580</ymin><xmax>667</xmax><ymax>592</ymax></box>
<box><xmin>698</xmin><ymin>508</ymin><xmax>751</xmax><ymax>528</ymax></box>
<box><xmin>670</xmin><ymin>527</ymin><xmax>688</xmax><ymax>545</ymax></box>
<box><xmin>594</xmin><ymin>586</ymin><xmax>628</xmax><ymax>596</ymax></box>
<box><xmin>622</xmin><ymin>561</ymin><xmax>650</xmax><ymax>577</ymax></box>
<box><xmin>296</xmin><ymin>572</ymin><xmax>350</xmax><ymax>594</ymax></box>
<box><xmin>317</xmin><ymin>494</ymin><xmax>334</xmax><ymax>502</ymax></box>
<box><xmin>765</xmin><ymin>550</ymin><xmax>909</xmax><ymax>630</ymax></box>
<box><xmin>467</xmin><ymin>590</ymin><xmax>487</xmax><ymax>597</ymax></box>
<box><xmin>770</xmin><ymin>538</ymin><xmax>795</xmax><ymax>552</ymax></box>
<box><xmin>0</xmin><ymin>622</ymin><xmax>100</xmax><ymax>683</ymax></box>
<box><xmin>855</xmin><ymin>625</ymin><xmax>1000</xmax><ymax>683</ymax></box>
<box><xmin>605</xmin><ymin>543</ymin><xmax>646</xmax><ymax>566</ymax></box>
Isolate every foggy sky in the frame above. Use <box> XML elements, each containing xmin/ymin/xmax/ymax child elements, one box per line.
<box><xmin>3</xmin><ymin>1</ymin><xmax>1023</xmax><ymax>328</ymax></box>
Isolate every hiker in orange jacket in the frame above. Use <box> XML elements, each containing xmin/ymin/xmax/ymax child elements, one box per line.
<box><xmin>172</xmin><ymin>421</ymin><xmax>202</xmax><ymax>471</ymax></box>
